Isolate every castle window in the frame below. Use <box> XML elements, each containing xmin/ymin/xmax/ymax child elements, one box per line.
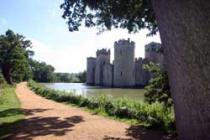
<box><xmin>121</xmin><ymin>72</ymin><xmax>123</xmax><ymax>76</ymax></box>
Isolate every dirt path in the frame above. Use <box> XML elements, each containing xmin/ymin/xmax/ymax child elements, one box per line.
<box><xmin>10</xmin><ymin>82</ymin><xmax>174</xmax><ymax>140</ymax></box>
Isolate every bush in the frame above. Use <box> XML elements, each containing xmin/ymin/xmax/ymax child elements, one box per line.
<box><xmin>0</xmin><ymin>73</ymin><xmax>7</xmax><ymax>90</ymax></box>
<box><xmin>0</xmin><ymin>73</ymin><xmax>6</xmax><ymax>85</ymax></box>
<box><xmin>144</xmin><ymin>63</ymin><xmax>173</xmax><ymax>107</ymax></box>
<box><xmin>27</xmin><ymin>80</ymin><xmax>175</xmax><ymax>132</ymax></box>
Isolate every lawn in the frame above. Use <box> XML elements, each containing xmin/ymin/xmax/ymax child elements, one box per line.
<box><xmin>0</xmin><ymin>87</ymin><xmax>24</xmax><ymax>139</ymax></box>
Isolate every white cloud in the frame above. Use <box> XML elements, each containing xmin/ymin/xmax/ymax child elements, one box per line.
<box><xmin>31</xmin><ymin>38</ymin><xmax>97</xmax><ymax>73</ymax></box>
<box><xmin>30</xmin><ymin>28</ymin><xmax>161</xmax><ymax>73</ymax></box>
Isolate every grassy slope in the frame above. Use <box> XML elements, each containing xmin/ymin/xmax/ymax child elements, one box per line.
<box><xmin>0</xmin><ymin>87</ymin><xmax>24</xmax><ymax>139</ymax></box>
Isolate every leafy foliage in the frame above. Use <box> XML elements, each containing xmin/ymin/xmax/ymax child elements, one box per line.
<box><xmin>28</xmin><ymin>80</ymin><xmax>175</xmax><ymax>132</ymax></box>
<box><xmin>29</xmin><ymin>59</ymin><xmax>86</xmax><ymax>83</ymax></box>
<box><xmin>0</xmin><ymin>29</ymin><xmax>86</xmax><ymax>84</ymax></box>
<box><xmin>144</xmin><ymin>63</ymin><xmax>172</xmax><ymax>107</ymax></box>
<box><xmin>76</xmin><ymin>71</ymin><xmax>86</xmax><ymax>83</ymax></box>
<box><xmin>60</xmin><ymin>0</ymin><xmax>158</xmax><ymax>35</ymax></box>
<box><xmin>54</xmin><ymin>72</ymin><xmax>80</xmax><ymax>83</ymax></box>
<box><xmin>29</xmin><ymin>59</ymin><xmax>56</xmax><ymax>83</ymax></box>
<box><xmin>0</xmin><ymin>30</ymin><xmax>33</xmax><ymax>84</ymax></box>
<box><xmin>54</xmin><ymin>71</ymin><xmax>86</xmax><ymax>83</ymax></box>
<box><xmin>0</xmin><ymin>73</ymin><xmax>6</xmax><ymax>86</ymax></box>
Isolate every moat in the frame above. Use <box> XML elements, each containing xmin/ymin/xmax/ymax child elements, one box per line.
<box><xmin>43</xmin><ymin>83</ymin><xmax>145</xmax><ymax>100</ymax></box>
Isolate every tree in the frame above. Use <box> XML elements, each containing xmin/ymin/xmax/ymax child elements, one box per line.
<box><xmin>144</xmin><ymin>63</ymin><xmax>172</xmax><ymax>107</ymax></box>
<box><xmin>54</xmin><ymin>73</ymin><xmax>81</xmax><ymax>83</ymax></box>
<box><xmin>54</xmin><ymin>73</ymin><xmax>72</xmax><ymax>82</ymax></box>
<box><xmin>0</xmin><ymin>30</ymin><xmax>33</xmax><ymax>84</ymax></box>
<box><xmin>77</xmin><ymin>71</ymin><xmax>86</xmax><ymax>83</ymax></box>
<box><xmin>29</xmin><ymin>59</ymin><xmax>56</xmax><ymax>82</ymax></box>
<box><xmin>60</xmin><ymin>0</ymin><xmax>210</xmax><ymax>139</ymax></box>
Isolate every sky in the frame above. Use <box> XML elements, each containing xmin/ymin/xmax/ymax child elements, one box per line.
<box><xmin>0</xmin><ymin>0</ymin><xmax>161</xmax><ymax>73</ymax></box>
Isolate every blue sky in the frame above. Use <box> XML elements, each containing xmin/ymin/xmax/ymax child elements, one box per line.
<box><xmin>0</xmin><ymin>0</ymin><xmax>161</xmax><ymax>73</ymax></box>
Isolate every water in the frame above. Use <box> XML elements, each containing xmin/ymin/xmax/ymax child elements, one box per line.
<box><xmin>43</xmin><ymin>83</ymin><xmax>145</xmax><ymax>100</ymax></box>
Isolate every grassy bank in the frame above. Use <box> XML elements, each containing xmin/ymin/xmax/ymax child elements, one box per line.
<box><xmin>0</xmin><ymin>86</ymin><xmax>24</xmax><ymax>139</ymax></box>
<box><xmin>28</xmin><ymin>80</ymin><xmax>175</xmax><ymax>133</ymax></box>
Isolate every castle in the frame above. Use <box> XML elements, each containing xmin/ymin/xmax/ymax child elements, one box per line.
<box><xmin>86</xmin><ymin>39</ymin><xmax>163</xmax><ymax>87</ymax></box>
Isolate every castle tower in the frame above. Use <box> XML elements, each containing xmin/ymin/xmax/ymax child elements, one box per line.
<box><xmin>145</xmin><ymin>42</ymin><xmax>164</xmax><ymax>67</ymax></box>
<box><xmin>103</xmin><ymin>63</ymin><xmax>113</xmax><ymax>87</ymax></box>
<box><xmin>113</xmin><ymin>39</ymin><xmax>135</xmax><ymax>87</ymax></box>
<box><xmin>95</xmin><ymin>49</ymin><xmax>110</xmax><ymax>86</ymax></box>
<box><xmin>86</xmin><ymin>57</ymin><xmax>96</xmax><ymax>85</ymax></box>
<box><xmin>135</xmin><ymin>57</ymin><xmax>150</xmax><ymax>87</ymax></box>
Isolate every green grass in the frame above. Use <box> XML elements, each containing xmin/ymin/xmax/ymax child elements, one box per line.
<box><xmin>0</xmin><ymin>86</ymin><xmax>24</xmax><ymax>139</ymax></box>
<box><xmin>28</xmin><ymin>80</ymin><xmax>175</xmax><ymax>133</ymax></box>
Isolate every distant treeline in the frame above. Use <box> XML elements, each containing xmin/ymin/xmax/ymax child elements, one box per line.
<box><xmin>0</xmin><ymin>29</ymin><xmax>86</xmax><ymax>84</ymax></box>
<box><xmin>54</xmin><ymin>72</ymin><xmax>86</xmax><ymax>83</ymax></box>
<box><xmin>30</xmin><ymin>59</ymin><xmax>86</xmax><ymax>83</ymax></box>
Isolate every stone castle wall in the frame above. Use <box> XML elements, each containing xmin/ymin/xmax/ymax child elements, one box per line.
<box><xmin>103</xmin><ymin>63</ymin><xmax>113</xmax><ymax>87</ymax></box>
<box><xmin>145</xmin><ymin>42</ymin><xmax>164</xmax><ymax>67</ymax></box>
<box><xmin>113</xmin><ymin>39</ymin><xmax>135</xmax><ymax>87</ymax></box>
<box><xmin>94</xmin><ymin>49</ymin><xmax>110</xmax><ymax>86</ymax></box>
<box><xmin>86</xmin><ymin>57</ymin><xmax>96</xmax><ymax>85</ymax></box>
<box><xmin>135</xmin><ymin>58</ymin><xmax>150</xmax><ymax>87</ymax></box>
<box><xmin>86</xmin><ymin>40</ymin><xmax>163</xmax><ymax>88</ymax></box>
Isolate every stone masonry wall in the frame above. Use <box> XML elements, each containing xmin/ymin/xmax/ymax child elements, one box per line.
<box><xmin>103</xmin><ymin>63</ymin><xmax>113</xmax><ymax>87</ymax></box>
<box><xmin>135</xmin><ymin>58</ymin><xmax>150</xmax><ymax>87</ymax></box>
<box><xmin>86</xmin><ymin>40</ymin><xmax>163</xmax><ymax>88</ymax></box>
<box><xmin>145</xmin><ymin>42</ymin><xmax>164</xmax><ymax>67</ymax></box>
<box><xmin>94</xmin><ymin>49</ymin><xmax>110</xmax><ymax>86</ymax></box>
<box><xmin>86</xmin><ymin>57</ymin><xmax>96</xmax><ymax>85</ymax></box>
<box><xmin>113</xmin><ymin>39</ymin><xmax>135</xmax><ymax>87</ymax></box>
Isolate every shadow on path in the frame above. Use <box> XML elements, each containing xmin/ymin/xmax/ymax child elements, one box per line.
<box><xmin>0</xmin><ymin>108</ymin><xmax>23</xmax><ymax>118</ymax></box>
<box><xmin>2</xmin><ymin>108</ymin><xmax>84</xmax><ymax>140</ymax></box>
<box><xmin>103</xmin><ymin>125</ymin><xmax>176</xmax><ymax>140</ymax></box>
<box><xmin>1</xmin><ymin>108</ymin><xmax>176</xmax><ymax>140</ymax></box>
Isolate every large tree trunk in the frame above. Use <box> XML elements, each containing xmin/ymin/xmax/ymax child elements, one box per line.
<box><xmin>2</xmin><ymin>64</ymin><xmax>13</xmax><ymax>85</ymax></box>
<box><xmin>151</xmin><ymin>0</ymin><xmax>210</xmax><ymax>139</ymax></box>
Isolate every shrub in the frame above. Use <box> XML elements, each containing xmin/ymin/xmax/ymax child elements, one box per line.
<box><xmin>0</xmin><ymin>73</ymin><xmax>6</xmax><ymax>88</ymax></box>
<box><xmin>144</xmin><ymin>63</ymin><xmax>173</xmax><ymax>107</ymax></box>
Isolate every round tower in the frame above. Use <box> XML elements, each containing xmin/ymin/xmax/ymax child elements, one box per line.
<box><xmin>86</xmin><ymin>57</ymin><xmax>96</xmax><ymax>85</ymax></box>
<box><xmin>95</xmin><ymin>48</ymin><xmax>110</xmax><ymax>86</ymax></box>
<box><xmin>145</xmin><ymin>42</ymin><xmax>163</xmax><ymax>64</ymax></box>
<box><xmin>113</xmin><ymin>39</ymin><xmax>135</xmax><ymax>87</ymax></box>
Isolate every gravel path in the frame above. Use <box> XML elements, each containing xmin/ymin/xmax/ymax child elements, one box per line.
<box><xmin>9</xmin><ymin>82</ymin><xmax>174</xmax><ymax>140</ymax></box>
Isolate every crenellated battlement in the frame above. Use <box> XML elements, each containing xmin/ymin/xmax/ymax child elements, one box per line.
<box><xmin>145</xmin><ymin>42</ymin><xmax>163</xmax><ymax>65</ymax></box>
<box><xmin>87</xmin><ymin>39</ymin><xmax>162</xmax><ymax>87</ymax></box>
<box><xmin>135</xmin><ymin>57</ymin><xmax>143</xmax><ymax>63</ymax></box>
<box><xmin>96</xmin><ymin>48</ymin><xmax>110</xmax><ymax>56</ymax></box>
<box><xmin>87</xmin><ymin>57</ymin><xmax>96</xmax><ymax>60</ymax></box>
<box><xmin>114</xmin><ymin>38</ymin><xmax>135</xmax><ymax>48</ymax></box>
<box><xmin>145</xmin><ymin>42</ymin><xmax>161</xmax><ymax>52</ymax></box>
<box><xmin>135</xmin><ymin>57</ymin><xmax>149</xmax><ymax>65</ymax></box>
<box><xmin>114</xmin><ymin>38</ymin><xmax>135</xmax><ymax>87</ymax></box>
